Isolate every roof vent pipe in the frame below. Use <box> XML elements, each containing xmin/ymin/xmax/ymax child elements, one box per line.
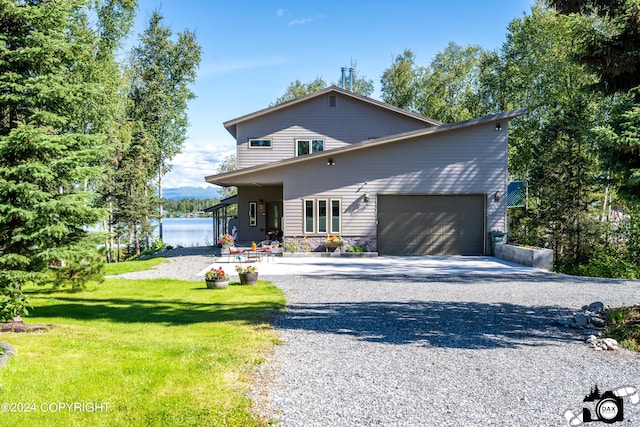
<box><xmin>341</xmin><ymin>67</ymin><xmax>346</xmax><ymax>89</ymax></box>
<box><xmin>349</xmin><ymin>67</ymin><xmax>353</xmax><ymax>92</ymax></box>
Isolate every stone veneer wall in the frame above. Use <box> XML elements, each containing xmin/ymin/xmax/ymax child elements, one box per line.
<box><xmin>284</xmin><ymin>236</ymin><xmax>377</xmax><ymax>253</ymax></box>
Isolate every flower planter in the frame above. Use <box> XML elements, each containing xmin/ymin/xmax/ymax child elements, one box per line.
<box><xmin>205</xmin><ymin>279</ymin><xmax>229</xmax><ymax>289</ymax></box>
<box><xmin>239</xmin><ymin>272</ymin><xmax>258</xmax><ymax>285</ymax></box>
<box><xmin>494</xmin><ymin>243</ymin><xmax>554</xmax><ymax>271</ymax></box>
<box><xmin>323</xmin><ymin>240</ymin><xmax>343</xmax><ymax>252</ymax></box>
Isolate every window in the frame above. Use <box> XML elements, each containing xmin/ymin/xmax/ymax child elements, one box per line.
<box><xmin>328</xmin><ymin>95</ymin><xmax>337</xmax><ymax>107</ymax></box>
<box><xmin>249</xmin><ymin>202</ymin><xmax>257</xmax><ymax>227</ymax></box>
<box><xmin>304</xmin><ymin>200</ymin><xmax>314</xmax><ymax>233</ymax></box>
<box><xmin>331</xmin><ymin>200</ymin><xmax>341</xmax><ymax>234</ymax></box>
<box><xmin>304</xmin><ymin>198</ymin><xmax>341</xmax><ymax>234</ymax></box>
<box><xmin>317</xmin><ymin>200</ymin><xmax>327</xmax><ymax>234</ymax></box>
<box><xmin>296</xmin><ymin>139</ymin><xmax>324</xmax><ymax>156</ymax></box>
<box><xmin>249</xmin><ymin>139</ymin><xmax>272</xmax><ymax>148</ymax></box>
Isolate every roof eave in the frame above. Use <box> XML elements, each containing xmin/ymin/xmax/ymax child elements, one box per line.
<box><xmin>222</xmin><ymin>86</ymin><xmax>441</xmax><ymax>136</ymax></box>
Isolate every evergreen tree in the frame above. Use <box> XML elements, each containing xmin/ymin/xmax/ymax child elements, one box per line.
<box><xmin>548</xmin><ymin>0</ymin><xmax>640</xmax><ymax>95</ymax></box>
<box><xmin>548</xmin><ymin>0</ymin><xmax>640</xmax><ymax>204</ymax></box>
<box><xmin>0</xmin><ymin>0</ymin><xmax>122</xmax><ymax>317</ymax></box>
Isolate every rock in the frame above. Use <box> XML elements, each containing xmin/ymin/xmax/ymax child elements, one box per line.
<box><xmin>587</xmin><ymin>302</ymin><xmax>605</xmax><ymax>313</ymax></box>
<box><xmin>574</xmin><ymin>313</ymin><xmax>591</xmax><ymax>328</ymax></box>
<box><xmin>602</xmin><ymin>338</ymin><xmax>618</xmax><ymax>350</ymax></box>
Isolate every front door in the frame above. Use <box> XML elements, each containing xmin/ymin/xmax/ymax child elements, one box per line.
<box><xmin>266</xmin><ymin>202</ymin><xmax>283</xmax><ymax>241</ymax></box>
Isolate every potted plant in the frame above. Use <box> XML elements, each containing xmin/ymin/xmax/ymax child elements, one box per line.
<box><xmin>235</xmin><ymin>265</ymin><xmax>258</xmax><ymax>285</ymax></box>
<box><xmin>323</xmin><ymin>235</ymin><xmax>343</xmax><ymax>252</ymax></box>
<box><xmin>205</xmin><ymin>267</ymin><xmax>229</xmax><ymax>289</ymax></box>
<box><xmin>218</xmin><ymin>234</ymin><xmax>235</xmax><ymax>248</ymax></box>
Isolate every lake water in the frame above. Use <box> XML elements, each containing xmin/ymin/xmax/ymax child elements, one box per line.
<box><xmin>153</xmin><ymin>218</ymin><xmax>214</xmax><ymax>247</ymax></box>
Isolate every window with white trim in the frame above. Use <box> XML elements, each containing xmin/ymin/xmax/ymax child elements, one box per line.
<box><xmin>249</xmin><ymin>202</ymin><xmax>257</xmax><ymax>226</ymax></box>
<box><xmin>317</xmin><ymin>199</ymin><xmax>327</xmax><ymax>234</ymax></box>
<box><xmin>296</xmin><ymin>139</ymin><xmax>324</xmax><ymax>156</ymax></box>
<box><xmin>303</xmin><ymin>198</ymin><xmax>341</xmax><ymax>234</ymax></box>
<box><xmin>249</xmin><ymin>139</ymin><xmax>272</xmax><ymax>148</ymax></box>
<box><xmin>304</xmin><ymin>200</ymin><xmax>314</xmax><ymax>233</ymax></box>
<box><xmin>331</xmin><ymin>200</ymin><xmax>341</xmax><ymax>234</ymax></box>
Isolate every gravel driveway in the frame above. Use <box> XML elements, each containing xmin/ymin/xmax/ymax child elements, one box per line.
<box><xmin>257</xmin><ymin>273</ymin><xmax>640</xmax><ymax>427</ymax></box>
<box><xmin>112</xmin><ymin>250</ymin><xmax>640</xmax><ymax>426</ymax></box>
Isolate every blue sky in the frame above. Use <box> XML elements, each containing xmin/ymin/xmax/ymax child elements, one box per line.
<box><xmin>128</xmin><ymin>0</ymin><xmax>535</xmax><ymax>188</ymax></box>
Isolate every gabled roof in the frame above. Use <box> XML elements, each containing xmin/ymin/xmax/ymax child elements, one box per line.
<box><xmin>223</xmin><ymin>86</ymin><xmax>442</xmax><ymax>138</ymax></box>
<box><xmin>206</xmin><ymin>108</ymin><xmax>527</xmax><ymax>186</ymax></box>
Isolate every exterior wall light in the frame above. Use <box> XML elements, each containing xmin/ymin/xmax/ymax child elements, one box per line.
<box><xmin>327</xmin><ymin>158</ymin><xmax>335</xmax><ymax>166</ymax></box>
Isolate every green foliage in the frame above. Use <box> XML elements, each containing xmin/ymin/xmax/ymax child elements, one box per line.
<box><xmin>416</xmin><ymin>42</ymin><xmax>492</xmax><ymax>122</ymax></box>
<box><xmin>283</xmin><ymin>239</ymin><xmax>299</xmax><ymax>253</ymax></box>
<box><xmin>607</xmin><ymin>308</ymin><xmax>625</xmax><ymax>325</ymax></box>
<box><xmin>602</xmin><ymin>306</ymin><xmax>640</xmax><ymax>353</ymax></box>
<box><xmin>574</xmin><ymin>246</ymin><xmax>639</xmax><ymax>279</ymax></box>
<box><xmin>126</xmin><ymin>237</ymin><xmax>166</xmax><ymax>261</ymax></box>
<box><xmin>596</xmin><ymin>92</ymin><xmax>640</xmax><ymax>204</ymax></box>
<box><xmin>346</xmin><ymin>245</ymin><xmax>365</xmax><ymax>253</ymax></box>
<box><xmin>0</xmin><ymin>0</ymin><xmax>126</xmax><ymax>317</ymax></box>
<box><xmin>163</xmin><ymin>197</ymin><xmax>220</xmax><ymax>215</ymax></box>
<box><xmin>0</xmin><ymin>284</ymin><xmax>30</xmax><ymax>322</ymax></box>
<box><xmin>272</xmin><ymin>77</ymin><xmax>327</xmax><ymax>105</ymax></box>
<box><xmin>548</xmin><ymin>0</ymin><xmax>640</xmax><ymax>95</ymax></box>
<box><xmin>380</xmin><ymin>49</ymin><xmax>420</xmax><ymax>110</ymax></box>
<box><xmin>332</xmin><ymin>62</ymin><xmax>374</xmax><ymax>96</ymax></box>
<box><xmin>51</xmin><ymin>253</ymin><xmax>106</xmax><ymax>292</ymax></box>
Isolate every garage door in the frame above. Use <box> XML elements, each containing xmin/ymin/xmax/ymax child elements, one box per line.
<box><xmin>377</xmin><ymin>195</ymin><xmax>485</xmax><ymax>256</ymax></box>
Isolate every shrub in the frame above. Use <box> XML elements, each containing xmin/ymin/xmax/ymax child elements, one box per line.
<box><xmin>0</xmin><ymin>284</ymin><xmax>31</xmax><ymax>322</ymax></box>
<box><xmin>575</xmin><ymin>246</ymin><xmax>639</xmax><ymax>279</ymax></box>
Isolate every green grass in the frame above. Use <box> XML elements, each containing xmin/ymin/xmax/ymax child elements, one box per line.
<box><xmin>0</xmin><ymin>275</ymin><xmax>285</xmax><ymax>426</ymax></box>
<box><xmin>602</xmin><ymin>305</ymin><xmax>640</xmax><ymax>353</ymax></box>
<box><xmin>103</xmin><ymin>257</ymin><xmax>169</xmax><ymax>275</ymax></box>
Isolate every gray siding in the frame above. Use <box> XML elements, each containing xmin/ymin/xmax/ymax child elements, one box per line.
<box><xmin>235</xmin><ymin>186</ymin><xmax>282</xmax><ymax>243</ymax></box>
<box><xmin>228</xmin><ymin>122</ymin><xmax>508</xmax><ymax>249</ymax></box>
<box><xmin>236</xmin><ymin>93</ymin><xmax>432</xmax><ymax>169</ymax></box>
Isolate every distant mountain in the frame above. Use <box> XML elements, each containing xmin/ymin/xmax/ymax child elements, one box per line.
<box><xmin>163</xmin><ymin>186</ymin><xmax>221</xmax><ymax>200</ymax></box>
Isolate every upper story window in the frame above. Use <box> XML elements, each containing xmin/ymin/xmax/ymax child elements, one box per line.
<box><xmin>296</xmin><ymin>139</ymin><xmax>324</xmax><ymax>156</ymax></box>
<box><xmin>249</xmin><ymin>139</ymin><xmax>272</xmax><ymax>148</ymax></box>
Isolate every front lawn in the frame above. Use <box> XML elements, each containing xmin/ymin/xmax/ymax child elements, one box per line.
<box><xmin>0</xmin><ymin>276</ymin><xmax>284</xmax><ymax>426</ymax></box>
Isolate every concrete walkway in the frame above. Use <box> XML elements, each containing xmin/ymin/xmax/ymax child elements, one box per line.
<box><xmin>197</xmin><ymin>255</ymin><xmax>544</xmax><ymax>278</ymax></box>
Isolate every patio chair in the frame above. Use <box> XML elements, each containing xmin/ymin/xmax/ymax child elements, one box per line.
<box><xmin>257</xmin><ymin>240</ymin><xmax>275</xmax><ymax>262</ymax></box>
<box><xmin>221</xmin><ymin>244</ymin><xmax>244</xmax><ymax>262</ymax></box>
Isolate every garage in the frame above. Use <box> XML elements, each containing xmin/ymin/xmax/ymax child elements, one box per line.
<box><xmin>377</xmin><ymin>195</ymin><xmax>486</xmax><ymax>256</ymax></box>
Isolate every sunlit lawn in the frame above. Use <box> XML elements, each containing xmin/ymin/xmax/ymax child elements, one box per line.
<box><xmin>0</xmin><ymin>263</ymin><xmax>285</xmax><ymax>427</ymax></box>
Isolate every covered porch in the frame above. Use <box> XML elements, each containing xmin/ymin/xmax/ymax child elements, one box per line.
<box><xmin>204</xmin><ymin>195</ymin><xmax>237</xmax><ymax>242</ymax></box>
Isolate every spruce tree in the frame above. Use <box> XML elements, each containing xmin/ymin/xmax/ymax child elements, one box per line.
<box><xmin>0</xmin><ymin>0</ymin><xmax>123</xmax><ymax>318</ymax></box>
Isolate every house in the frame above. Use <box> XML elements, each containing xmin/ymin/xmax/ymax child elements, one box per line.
<box><xmin>205</xmin><ymin>86</ymin><xmax>526</xmax><ymax>256</ymax></box>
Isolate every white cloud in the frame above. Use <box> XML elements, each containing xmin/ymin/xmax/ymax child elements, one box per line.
<box><xmin>276</xmin><ymin>8</ymin><xmax>287</xmax><ymax>17</ymax></box>
<box><xmin>164</xmin><ymin>142</ymin><xmax>235</xmax><ymax>188</ymax></box>
<box><xmin>289</xmin><ymin>14</ymin><xmax>324</xmax><ymax>26</ymax></box>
